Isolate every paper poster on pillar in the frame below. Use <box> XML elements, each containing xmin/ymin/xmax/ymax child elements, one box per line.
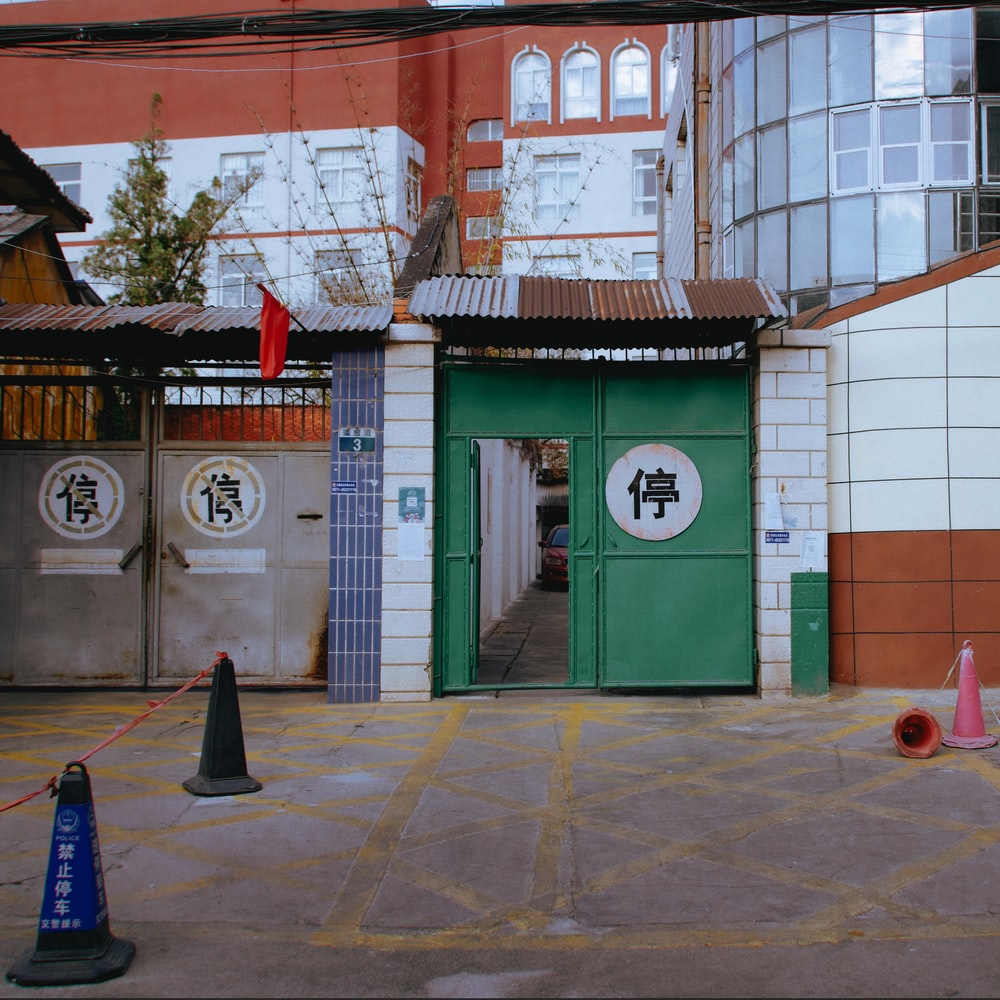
<box><xmin>397</xmin><ymin>486</ymin><xmax>425</xmax><ymax>560</ymax></box>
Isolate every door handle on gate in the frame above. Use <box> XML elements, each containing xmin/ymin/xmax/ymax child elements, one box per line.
<box><xmin>165</xmin><ymin>542</ymin><xmax>190</xmax><ymax>568</ymax></box>
<box><xmin>118</xmin><ymin>542</ymin><xmax>142</xmax><ymax>570</ymax></box>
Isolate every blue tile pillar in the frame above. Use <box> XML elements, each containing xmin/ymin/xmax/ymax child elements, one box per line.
<box><xmin>327</xmin><ymin>347</ymin><xmax>384</xmax><ymax>703</ymax></box>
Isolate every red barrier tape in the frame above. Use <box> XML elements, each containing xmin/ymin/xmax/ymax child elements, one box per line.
<box><xmin>0</xmin><ymin>651</ymin><xmax>227</xmax><ymax>814</ymax></box>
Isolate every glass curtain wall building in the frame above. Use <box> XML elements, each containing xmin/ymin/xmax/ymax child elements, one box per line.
<box><xmin>693</xmin><ymin>9</ymin><xmax>1000</xmax><ymax>315</ymax></box>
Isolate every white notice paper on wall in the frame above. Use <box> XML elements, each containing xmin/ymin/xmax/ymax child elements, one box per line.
<box><xmin>764</xmin><ymin>492</ymin><xmax>785</xmax><ymax>529</ymax></box>
<box><xmin>398</xmin><ymin>522</ymin><xmax>425</xmax><ymax>560</ymax></box>
<box><xmin>800</xmin><ymin>531</ymin><xmax>826</xmax><ymax>570</ymax></box>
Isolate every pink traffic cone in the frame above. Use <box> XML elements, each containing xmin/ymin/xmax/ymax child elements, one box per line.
<box><xmin>942</xmin><ymin>641</ymin><xmax>998</xmax><ymax>749</ymax></box>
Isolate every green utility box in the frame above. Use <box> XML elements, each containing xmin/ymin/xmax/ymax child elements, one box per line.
<box><xmin>791</xmin><ymin>572</ymin><xmax>829</xmax><ymax>696</ymax></box>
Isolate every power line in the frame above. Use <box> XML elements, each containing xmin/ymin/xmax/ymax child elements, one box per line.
<box><xmin>0</xmin><ymin>1</ymin><xmax>981</xmax><ymax>59</ymax></box>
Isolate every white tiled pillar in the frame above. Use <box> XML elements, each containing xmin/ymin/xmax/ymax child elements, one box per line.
<box><xmin>379</xmin><ymin>323</ymin><xmax>438</xmax><ymax>702</ymax></box>
<box><xmin>754</xmin><ymin>327</ymin><xmax>831</xmax><ymax>698</ymax></box>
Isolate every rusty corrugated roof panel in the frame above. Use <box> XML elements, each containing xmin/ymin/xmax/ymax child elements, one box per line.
<box><xmin>408</xmin><ymin>275</ymin><xmax>785</xmax><ymax>323</ymax></box>
<box><xmin>0</xmin><ymin>302</ymin><xmax>392</xmax><ymax>334</ymax></box>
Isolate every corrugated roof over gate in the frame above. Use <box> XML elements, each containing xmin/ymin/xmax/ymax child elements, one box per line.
<box><xmin>407</xmin><ymin>275</ymin><xmax>786</xmax><ymax>348</ymax></box>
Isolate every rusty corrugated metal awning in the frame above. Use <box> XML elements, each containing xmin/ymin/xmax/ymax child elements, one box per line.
<box><xmin>407</xmin><ymin>275</ymin><xmax>786</xmax><ymax>348</ymax></box>
<box><xmin>0</xmin><ymin>301</ymin><xmax>392</xmax><ymax>365</ymax></box>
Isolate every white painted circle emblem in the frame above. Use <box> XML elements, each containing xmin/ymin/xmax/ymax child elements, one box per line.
<box><xmin>181</xmin><ymin>457</ymin><xmax>265</xmax><ymax>538</ymax></box>
<box><xmin>605</xmin><ymin>443</ymin><xmax>702</xmax><ymax>540</ymax></box>
<box><xmin>39</xmin><ymin>457</ymin><xmax>124</xmax><ymax>539</ymax></box>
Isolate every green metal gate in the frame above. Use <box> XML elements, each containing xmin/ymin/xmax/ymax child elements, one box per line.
<box><xmin>434</xmin><ymin>360</ymin><xmax>753</xmax><ymax>694</ymax></box>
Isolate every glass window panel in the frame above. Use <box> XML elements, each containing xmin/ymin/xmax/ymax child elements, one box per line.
<box><xmin>515</xmin><ymin>52</ymin><xmax>551</xmax><ymax>121</ymax></box>
<box><xmin>930</xmin><ymin>101</ymin><xmax>972</xmax><ymax>183</ymax></box>
<box><xmin>928</xmin><ymin>190</ymin><xmax>973</xmax><ymax>264</ymax></box>
<box><xmin>756</xmin><ymin>36</ymin><xmax>786</xmax><ymax>125</ymax></box>
<box><xmin>734</xmin><ymin>50</ymin><xmax>754</xmax><ymax>136</ymax></box>
<box><xmin>789</xmin><ymin>112</ymin><xmax>827</xmax><ymax>202</ymax></box>
<box><xmin>758</xmin><ymin>210</ymin><xmax>788</xmax><ymax>291</ymax></box>
<box><xmin>789</xmin><ymin>26</ymin><xmax>826</xmax><ymax>115</ymax></box>
<box><xmin>734</xmin><ymin>133</ymin><xmax>755</xmax><ymax>218</ymax></box>
<box><xmin>758</xmin><ymin>124</ymin><xmax>787</xmax><ymax>209</ymax></box>
<box><xmin>722</xmin><ymin>147</ymin><xmax>734</xmax><ymax>227</ymax></box>
<box><xmin>733</xmin><ymin>18</ymin><xmax>754</xmax><ymax>56</ymax></box>
<box><xmin>925</xmin><ymin>8</ymin><xmax>972</xmax><ymax>96</ymax></box>
<box><xmin>875</xmin><ymin>13</ymin><xmax>923</xmax><ymax>100</ymax></box>
<box><xmin>830</xmin><ymin>16</ymin><xmax>872</xmax><ymax>106</ymax></box>
<box><xmin>879</xmin><ymin>104</ymin><xmax>920</xmax><ymax>185</ymax></box>
<box><xmin>976</xmin><ymin>9</ymin><xmax>1000</xmax><ymax>93</ymax></box>
<box><xmin>833</xmin><ymin>108</ymin><xmax>872</xmax><ymax>191</ymax></box>
<box><xmin>983</xmin><ymin>104</ymin><xmax>1000</xmax><ymax>184</ymax></box>
<box><xmin>734</xmin><ymin>219</ymin><xmax>754</xmax><ymax>278</ymax></box>
<box><xmin>758</xmin><ymin>16</ymin><xmax>785</xmax><ymax>41</ymax></box>
<box><xmin>722</xmin><ymin>227</ymin><xmax>735</xmax><ymax>279</ymax></box>
<box><xmin>564</xmin><ymin>50</ymin><xmax>599</xmax><ymax>119</ymax></box>
<box><xmin>831</xmin><ymin>194</ymin><xmax>874</xmax><ymax>284</ymax></box>
<box><xmin>632</xmin><ymin>150</ymin><xmax>659</xmax><ymax>215</ymax></box>
<box><xmin>978</xmin><ymin>195</ymin><xmax>1000</xmax><ymax>245</ymax></box>
<box><xmin>790</xmin><ymin>202</ymin><xmax>828</xmax><ymax>291</ymax></box>
<box><xmin>877</xmin><ymin>191</ymin><xmax>926</xmax><ymax>280</ymax></box>
<box><xmin>632</xmin><ymin>252</ymin><xmax>657</xmax><ymax>278</ymax></box>
<box><xmin>721</xmin><ymin>65</ymin><xmax>733</xmax><ymax>149</ymax></box>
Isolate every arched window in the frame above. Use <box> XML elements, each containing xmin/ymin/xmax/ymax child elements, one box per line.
<box><xmin>513</xmin><ymin>49</ymin><xmax>551</xmax><ymax>123</ymax></box>
<box><xmin>562</xmin><ymin>47</ymin><xmax>600</xmax><ymax>121</ymax></box>
<box><xmin>612</xmin><ymin>43</ymin><xmax>651</xmax><ymax>119</ymax></box>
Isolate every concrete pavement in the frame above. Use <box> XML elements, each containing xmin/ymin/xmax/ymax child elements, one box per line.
<box><xmin>3</xmin><ymin>674</ymin><xmax>1000</xmax><ymax>997</ymax></box>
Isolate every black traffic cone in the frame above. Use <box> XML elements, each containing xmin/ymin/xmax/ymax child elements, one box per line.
<box><xmin>6</xmin><ymin>761</ymin><xmax>135</xmax><ymax>987</ymax></box>
<box><xmin>182</xmin><ymin>655</ymin><xmax>261</xmax><ymax>796</ymax></box>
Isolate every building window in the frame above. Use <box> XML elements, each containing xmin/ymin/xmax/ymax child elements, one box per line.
<box><xmin>832</xmin><ymin>100</ymin><xmax>973</xmax><ymax>194</ymax></box>
<box><xmin>513</xmin><ymin>49</ymin><xmax>551</xmax><ymax>123</ymax></box>
<box><xmin>219</xmin><ymin>254</ymin><xmax>264</xmax><ymax>307</ymax></box>
<box><xmin>467</xmin><ymin>167</ymin><xmax>503</xmax><ymax>192</ymax></box>
<box><xmin>316</xmin><ymin>147</ymin><xmax>365</xmax><ymax>213</ymax></box>
<box><xmin>632</xmin><ymin>150</ymin><xmax>658</xmax><ymax>216</ymax></box>
<box><xmin>612</xmin><ymin>44</ymin><xmax>650</xmax><ymax>118</ymax></box>
<box><xmin>632</xmin><ymin>251</ymin><xmax>657</xmax><ymax>278</ymax></box>
<box><xmin>42</xmin><ymin>162</ymin><xmax>81</xmax><ymax>204</ymax></box>
<box><xmin>562</xmin><ymin>47</ymin><xmax>599</xmax><ymax>120</ymax></box>
<box><xmin>532</xmin><ymin>254</ymin><xmax>581</xmax><ymax>277</ymax></box>
<box><xmin>981</xmin><ymin>102</ymin><xmax>1000</xmax><ymax>184</ymax></box>
<box><xmin>220</xmin><ymin>152</ymin><xmax>264</xmax><ymax>208</ymax></box>
<box><xmin>315</xmin><ymin>247</ymin><xmax>361</xmax><ymax>304</ymax></box>
<box><xmin>466</xmin><ymin>216</ymin><xmax>500</xmax><ymax>240</ymax></box>
<box><xmin>533</xmin><ymin>154</ymin><xmax>581</xmax><ymax>221</ymax></box>
<box><xmin>468</xmin><ymin>119</ymin><xmax>504</xmax><ymax>142</ymax></box>
<box><xmin>406</xmin><ymin>156</ymin><xmax>422</xmax><ymax>228</ymax></box>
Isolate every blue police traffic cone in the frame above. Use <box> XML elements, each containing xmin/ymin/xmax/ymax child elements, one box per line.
<box><xmin>182</xmin><ymin>655</ymin><xmax>261</xmax><ymax>796</ymax></box>
<box><xmin>6</xmin><ymin>761</ymin><xmax>135</xmax><ymax>987</ymax></box>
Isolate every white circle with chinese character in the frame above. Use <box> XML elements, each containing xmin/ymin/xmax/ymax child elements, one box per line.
<box><xmin>605</xmin><ymin>443</ymin><xmax>702</xmax><ymax>541</ymax></box>
<box><xmin>181</xmin><ymin>457</ymin><xmax>265</xmax><ymax>538</ymax></box>
<box><xmin>38</xmin><ymin>457</ymin><xmax>125</xmax><ymax>539</ymax></box>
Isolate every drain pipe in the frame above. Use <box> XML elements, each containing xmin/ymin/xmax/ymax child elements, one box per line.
<box><xmin>694</xmin><ymin>20</ymin><xmax>711</xmax><ymax>279</ymax></box>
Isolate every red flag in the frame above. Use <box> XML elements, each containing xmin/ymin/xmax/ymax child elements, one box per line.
<box><xmin>257</xmin><ymin>284</ymin><xmax>289</xmax><ymax>380</ymax></box>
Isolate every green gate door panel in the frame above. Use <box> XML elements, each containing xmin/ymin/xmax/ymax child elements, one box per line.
<box><xmin>602</xmin><ymin>367</ymin><xmax>749</xmax><ymax>433</ymax></box>
<box><xmin>599</xmin><ymin>368</ymin><xmax>753</xmax><ymax>689</ymax></box>
<box><xmin>444</xmin><ymin>363</ymin><xmax>592</xmax><ymax>436</ymax></box>
<box><xmin>602</xmin><ymin>556</ymin><xmax>752</xmax><ymax>686</ymax></box>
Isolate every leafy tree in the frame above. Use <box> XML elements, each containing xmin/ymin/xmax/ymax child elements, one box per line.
<box><xmin>82</xmin><ymin>94</ymin><xmax>259</xmax><ymax>305</ymax></box>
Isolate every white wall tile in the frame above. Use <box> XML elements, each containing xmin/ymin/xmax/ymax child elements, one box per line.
<box><xmin>848</xmin><ymin>327</ymin><xmax>945</xmax><ymax>381</ymax></box>
<box><xmin>845</xmin><ymin>286</ymin><xmax>946</xmax><ymax>331</ymax></box>
<box><xmin>848</xmin><ymin>377</ymin><xmax>945</xmax><ymax>432</ymax></box>
<box><xmin>949</xmin><ymin>478</ymin><xmax>1000</xmax><ymax>530</ymax></box>
<box><xmin>849</xmin><ymin>478</ymin><xmax>950</xmax><ymax>532</ymax></box>
<box><xmin>849</xmin><ymin>428</ymin><xmax>947</xmax><ymax>481</ymax></box>
<box><xmin>949</xmin><ymin>428</ymin><xmax>1000</xmax><ymax>478</ymax></box>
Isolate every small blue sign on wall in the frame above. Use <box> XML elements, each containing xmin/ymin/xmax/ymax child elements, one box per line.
<box><xmin>332</xmin><ymin>481</ymin><xmax>357</xmax><ymax>494</ymax></box>
<box><xmin>766</xmin><ymin>530</ymin><xmax>790</xmax><ymax>543</ymax></box>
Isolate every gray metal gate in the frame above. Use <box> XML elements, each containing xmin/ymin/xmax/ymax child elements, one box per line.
<box><xmin>0</xmin><ymin>374</ymin><xmax>330</xmax><ymax>687</ymax></box>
